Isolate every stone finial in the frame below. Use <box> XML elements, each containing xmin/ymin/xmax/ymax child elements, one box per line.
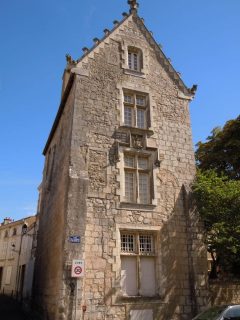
<box><xmin>113</xmin><ymin>20</ymin><xmax>119</xmax><ymax>26</ymax></box>
<box><xmin>190</xmin><ymin>84</ymin><xmax>198</xmax><ymax>94</ymax></box>
<box><xmin>104</xmin><ymin>29</ymin><xmax>110</xmax><ymax>36</ymax></box>
<box><xmin>82</xmin><ymin>47</ymin><xmax>89</xmax><ymax>54</ymax></box>
<box><xmin>122</xmin><ymin>12</ymin><xmax>129</xmax><ymax>17</ymax></box>
<box><xmin>66</xmin><ymin>54</ymin><xmax>76</xmax><ymax>65</ymax></box>
<box><xmin>128</xmin><ymin>0</ymin><xmax>139</xmax><ymax>13</ymax></box>
<box><xmin>93</xmin><ymin>37</ymin><xmax>100</xmax><ymax>45</ymax></box>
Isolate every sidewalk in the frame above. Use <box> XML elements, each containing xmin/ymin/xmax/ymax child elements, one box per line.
<box><xmin>0</xmin><ymin>294</ymin><xmax>28</xmax><ymax>320</ymax></box>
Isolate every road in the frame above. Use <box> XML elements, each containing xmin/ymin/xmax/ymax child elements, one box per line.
<box><xmin>0</xmin><ymin>294</ymin><xmax>28</xmax><ymax>320</ymax></box>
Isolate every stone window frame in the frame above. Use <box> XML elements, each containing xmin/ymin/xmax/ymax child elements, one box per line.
<box><xmin>127</xmin><ymin>47</ymin><xmax>142</xmax><ymax>72</ymax></box>
<box><xmin>120</xmin><ymin>230</ymin><xmax>157</xmax><ymax>297</ymax></box>
<box><xmin>124</xmin><ymin>153</ymin><xmax>151</xmax><ymax>204</ymax></box>
<box><xmin>116</xmin><ymin>146</ymin><xmax>158</xmax><ymax>208</ymax></box>
<box><xmin>121</xmin><ymin>41</ymin><xmax>147</xmax><ymax>78</ymax></box>
<box><xmin>120</xmin><ymin>88</ymin><xmax>153</xmax><ymax>131</ymax></box>
<box><xmin>117</xmin><ymin>83</ymin><xmax>154</xmax><ymax>132</ymax></box>
<box><xmin>123</xmin><ymin>90</ymin><xmax>150</xmax><ymax>129</ymax></box>
<box><xmin>112</xmin><ymin>225</ymin><xmax>162</xmax><ymax>303</ymax></box>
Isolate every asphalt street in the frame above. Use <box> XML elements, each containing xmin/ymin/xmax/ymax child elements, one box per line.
<box><xmin>0</xmin><ymin>294</ymin><xmax>28</xmax><ymax>320</ymax></box>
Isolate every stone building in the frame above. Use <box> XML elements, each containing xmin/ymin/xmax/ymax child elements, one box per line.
<box><xmin>0</xmin><ymin>215</ymin><xmax>36</xmax><ymax>298</ymax></box>
<box><xmin>33</xmin><ymin>1</ymin><xmax>208</xmax><ymax>319</ymax></box>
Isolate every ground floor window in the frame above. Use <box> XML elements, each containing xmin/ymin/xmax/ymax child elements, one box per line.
<box><xmin>120</xmin><ymin>231</ymin><xmax>156</xmax><ymax>297</ymax></box>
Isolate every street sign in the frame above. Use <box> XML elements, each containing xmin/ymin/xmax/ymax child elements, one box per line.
<box><xmin>69</xmin><ymin>236</ymin><xmax>81</xmax><ymax>243</ymax></box>
<box><xmin>71</xmin><ymin>259</ymin><xmax>85</xmax><ymax>278</ymax></box>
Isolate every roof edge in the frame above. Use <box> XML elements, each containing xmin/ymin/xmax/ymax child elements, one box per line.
<box><xmin>43</xmin><ymin>73</ymin><xmax>75</xmax><ymax>155</ymax></box>
<box><xmin>134</xmin><ymin>15</ymin><xmax>195</xmax><ymax>96</ymax></box>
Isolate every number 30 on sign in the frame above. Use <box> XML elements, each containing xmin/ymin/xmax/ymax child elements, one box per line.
<box><xmin>71</xmin><ymin>259</ymin><xmax>85</xmax><ymax>278</ymax></box>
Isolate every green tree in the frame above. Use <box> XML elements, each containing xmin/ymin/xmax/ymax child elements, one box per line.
<box><xmin>193</xmin><ymin>170</ymin><xmax>240</xmax><ymax>278</ymax></box>
<box><xmin>196</xmin><ymin>115</ymin><xmax>240</xmax><ymax>179</ymax></box>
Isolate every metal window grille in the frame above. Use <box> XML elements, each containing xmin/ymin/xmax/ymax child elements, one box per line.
<box><xmin>139</xmin><ymin>234</ymin><xmax>153</xmax><ymax>253</ymax></box>
<box><xmin>121</xmin><ymin>234</ymin><xmax>135</xmax><ymax>252</ymax></box>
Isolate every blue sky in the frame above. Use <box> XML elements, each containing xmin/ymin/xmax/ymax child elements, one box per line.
<box><xmin>0</xmin><ymin>0</ymin><xmax>239</xmax><ymax>221</ymax></box>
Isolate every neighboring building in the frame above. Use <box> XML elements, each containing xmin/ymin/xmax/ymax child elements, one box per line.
<box><xmin>33</xmin><ymin>1</ymin><xmax>208</xmax><ymax>319</ymax></box>
<box><xmin>0</xmin><ymin>215</ymin><xmax>36</xmax><ymax>299</ymax></box>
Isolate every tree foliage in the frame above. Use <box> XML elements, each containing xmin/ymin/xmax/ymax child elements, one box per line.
<box><xmin>192</xmin><ymin>170</ymin><xmax>240</xmax><ymax>277</ymax></box>
<box><xmin>196</xmin><ymin>115</ymin><xmax>240</xmax><ymax>179</ymax></box>
<box><xmin>194</xmin><ymin>115</ymin><xmax>240</xmax><ymax>278</ymax></box>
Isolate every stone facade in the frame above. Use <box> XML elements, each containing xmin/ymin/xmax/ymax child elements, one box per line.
<box><xmin>33</xmin><ymin>3</ymin><xmax>208</xmax><ymax>320</ymax></box>
<box><xmin>0</xmin><ymin>216</ymin><xmax>36</xmax><ymax>298</ymax></box>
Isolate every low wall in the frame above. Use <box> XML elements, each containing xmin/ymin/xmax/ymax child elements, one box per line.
<box><xmin>209</xmin><ymin>281</ymin><xmax>240</xmax><ymax>305</ymax></box>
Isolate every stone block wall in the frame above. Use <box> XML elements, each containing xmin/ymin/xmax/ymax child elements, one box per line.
<box><xmin>210</xmin><ymin>281</ymin><xmax>240</xmax><ymax>305</ymax></box>
<box><xmin>35</xmin><ymin>12</ymin><xmax>209</xmax><ymax>320</ymax></box>
<box><xmin>33</xmin><ymin>84</ymin><xmax>75</xmax><ymax>319</ymax></box>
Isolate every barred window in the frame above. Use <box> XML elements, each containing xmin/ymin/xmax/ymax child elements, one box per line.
<box><xmin>120</xmin><ymin>231</ymin><xmax>156</xmax><ymax>297</ymax></box>
<box><xmin>121</xmin><ymin>234</ymin><xmax>135</xmax><ymax>252</ymax></box>
<box><xmin>139</xmin><ymin>234</ymin><xmax>154</xmax><ymax>253</ymax></box>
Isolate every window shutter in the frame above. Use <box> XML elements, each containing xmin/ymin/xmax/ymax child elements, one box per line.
<box><xmin>121</xmin><ymin>256</ymin><xmax>138</xmax><ymax>296</ymax></box>
<box><xmin>5</xmin><ymin>266</ymin><xmax>12</xmax><ymax>284</ymax></box>
<box><xmin>130</xmin><ymin>309</ymin><xmax>153</xmax><ymax>320</ymax></box>
<box><xmin>139</xmin><ymin>257</ymin><xmax>156</xmax><ymax>296</ymax></box>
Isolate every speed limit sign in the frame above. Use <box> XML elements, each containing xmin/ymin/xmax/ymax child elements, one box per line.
<box><xmin>71</xmin><ymin>260</ymin><xmax>85</xmax><ymax>278</ymax></box>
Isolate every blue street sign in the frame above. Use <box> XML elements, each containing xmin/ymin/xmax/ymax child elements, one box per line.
<box><xmin>69</xmin><ymin>236</ymin><xmax>81</xmax><ymax>243</ymax></box>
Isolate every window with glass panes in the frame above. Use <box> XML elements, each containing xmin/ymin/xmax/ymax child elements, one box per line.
<box><xmin>128</xmin><ymin>48</ymin><xmax>141</xmax><ymax>71</ymax></box>
<box><xmin>120</xmin><ymin>231</ymin><xmax>156</xmax><ymax>297</ymax></box>
<box><xmin>124</xmin><ymin>154</ymin><xmax>150</xmax><ymax>204</ymax></box>
<box><xmin>123</xmin><ymin>92</ymin><xmax>148</xmax><ymax>129</ymax></box>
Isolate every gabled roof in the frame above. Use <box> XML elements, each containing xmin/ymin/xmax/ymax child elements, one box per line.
<box><xmin>43</xmin><ymin>2</ymin><xmax>196</xmax><ymax>154</ymax></box>
<box><xmin>71</xmin><ymin>8</ymin><xmax>196</xmax><ymax>96</ymax></box>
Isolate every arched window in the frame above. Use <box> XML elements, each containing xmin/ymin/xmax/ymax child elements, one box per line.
<box><xmin>4</xmin><ymin>230</ymin><xmax>8</xmax><ymax>238</ymax></box>
<box><xmin>12</xmin><ymin>228</ymin><xmax>17</xmax><ymax>236</ymax></box>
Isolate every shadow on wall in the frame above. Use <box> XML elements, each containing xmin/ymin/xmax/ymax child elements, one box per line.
<box><xmin>101</xmin><ymin>180</ymin><xmax>208</xmax><ymax>319</ymax></box>
<box><xmin>209</xmin><ymin>281</ymin><xmax>240</xmax><ymax>306</ymax></box>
